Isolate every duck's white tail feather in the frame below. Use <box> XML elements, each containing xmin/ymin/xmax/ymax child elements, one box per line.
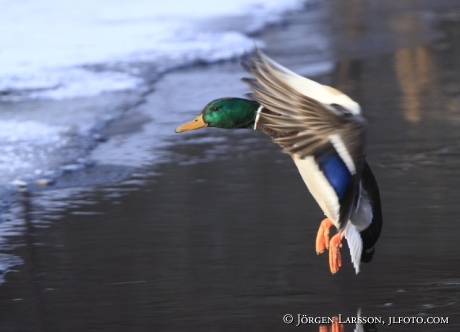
<box><xmin>342</xmin><ymin>223</ymin><xmax>362</xmax><ymax>274</ymax></box>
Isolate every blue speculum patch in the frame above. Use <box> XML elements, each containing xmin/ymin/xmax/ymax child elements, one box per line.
<box><xmin>317</xmin><ymin>154</ymin><xmax>351</xmax><ymax>199</ymax></box>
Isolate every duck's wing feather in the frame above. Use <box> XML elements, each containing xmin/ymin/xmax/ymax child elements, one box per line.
<box><xmin>242</xmin><ymin>50</ymin><xmax>367</xmax><ymax>230</ymax></box>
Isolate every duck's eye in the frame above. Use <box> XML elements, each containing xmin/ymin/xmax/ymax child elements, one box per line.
<box><xmin>211</xmin><ymin>106</ymin><xmax>219</xmax><ymax>111</ymax></box>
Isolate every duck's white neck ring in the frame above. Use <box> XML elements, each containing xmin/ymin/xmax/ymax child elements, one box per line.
<box><xmin>253</xmin><ymin>105</ymin><xmax>264</xmax><ymax>130</ymax></box>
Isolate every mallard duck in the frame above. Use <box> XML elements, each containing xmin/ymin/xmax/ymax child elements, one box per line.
<box><xmin>175</xmin><ymin>50</ymin><xmax>382</xmax><ymax>274</ymax></box>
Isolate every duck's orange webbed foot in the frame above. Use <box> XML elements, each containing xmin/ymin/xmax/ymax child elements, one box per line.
<box><xmin>316</xmin><ymin>218</ymin><xmax>333</xmax><ymax>254</ymax></box>
<box><xmin>329</xmin><ymin>233</ymin><xmax>344</xmax><ymax>274</ymax></box>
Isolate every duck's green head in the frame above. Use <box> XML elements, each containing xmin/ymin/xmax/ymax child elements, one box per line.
<box><xmin>175</xmin><ymin>98</ymin><xmax>260</xmax><ymax>133</ymax></box>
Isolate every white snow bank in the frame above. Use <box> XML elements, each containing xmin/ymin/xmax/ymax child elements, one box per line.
<box><xmin>0</xmin><ymin>0</ymin><xmax>305</xmax><ymax>99</ymax></box>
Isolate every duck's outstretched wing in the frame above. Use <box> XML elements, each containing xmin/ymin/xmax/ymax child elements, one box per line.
<box><xmin>242</xmin><ymin>50</ymin><xmax>367</xmax><ymax>230</ymax></box>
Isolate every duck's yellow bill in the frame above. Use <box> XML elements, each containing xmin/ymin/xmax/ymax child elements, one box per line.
<box><xmin>175</xmin><ymin>114</ymin><xmax>208</xmax><ymax>133</ymax></box>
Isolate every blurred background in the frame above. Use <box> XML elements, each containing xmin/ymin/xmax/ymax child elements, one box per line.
<box><xmin>1</xmin><ymin>0</ymin><xmax>460</xmax><ymax>331</ymax></box>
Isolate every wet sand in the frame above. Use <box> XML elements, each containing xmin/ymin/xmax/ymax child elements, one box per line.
<box><xmin>2</xmin><ymin>1</ymin><xmax>460</xmax><ymax>331</ymax></box>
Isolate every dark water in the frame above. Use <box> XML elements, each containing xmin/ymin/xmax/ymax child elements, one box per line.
<box><xmin>2</xmin><ymin>1</ymin><xmax>460</xmax><ymax>331</ymax></box>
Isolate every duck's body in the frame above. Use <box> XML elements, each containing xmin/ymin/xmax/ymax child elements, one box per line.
<box><xmin>175</xmin><ymin>51</ymin><xmax>382</xmax><ymax>274</ymax></box>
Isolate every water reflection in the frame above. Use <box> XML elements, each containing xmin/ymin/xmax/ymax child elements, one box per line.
<box><xmin>394</xmin><ymin>45</ymin><xmax>437</xmax><ymax>123</ymax></box>
<box><xmin>293</xmin><ymin>309</ymin><xmax>379</xmax><ymax>331</ymax></box>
